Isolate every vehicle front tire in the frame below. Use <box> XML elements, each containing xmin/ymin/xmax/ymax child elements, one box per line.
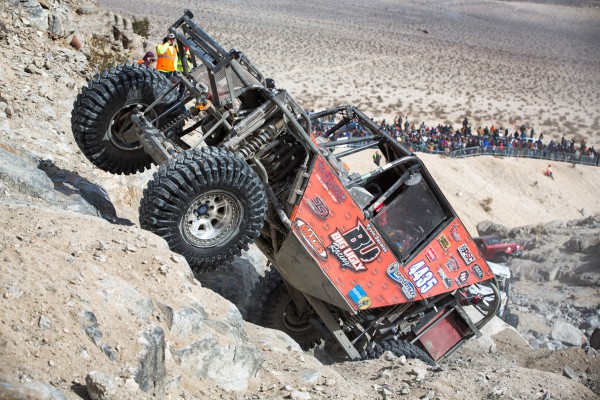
<box><xmin>139</xmin><ymin>147</ymin><xmax>266</xmax><ymax>272</ymax></box>
<box><xmin>71</xmin><ymin>63</ymin><xmax>182</xmax><ymax>175</ymax></box>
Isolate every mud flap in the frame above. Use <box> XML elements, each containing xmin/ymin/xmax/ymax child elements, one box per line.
<box><xmin>412</xmin><ymin>305</ymin><xmax>481</xmax><ymax>362</ymax></box>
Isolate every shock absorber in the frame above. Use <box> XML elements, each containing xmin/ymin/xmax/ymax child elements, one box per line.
<box><xmin>160</xmin><ymin>94</ymin><xmax>211</xmax><ymax>134</ymax></box>
<box><xmin>238</xmin><ymin>118</ymin><xmax>285</xmax><ymax>159</ymax></box>
<box><xmin>238</xmin><ymin>130</ymin><xmax>272</xmax><ymax>159</ymax></box>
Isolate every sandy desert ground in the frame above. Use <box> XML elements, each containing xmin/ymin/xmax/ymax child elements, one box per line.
<box><xmin>98</xmin><ymin>0</ymin><xmax>600</xmax><ymax>146</ymax></box>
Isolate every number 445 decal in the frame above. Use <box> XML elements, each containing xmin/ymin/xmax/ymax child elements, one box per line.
<box><xmin>407</xmin><ymin>260</ymin><xmax>438</xmax><ymax>294</ymax></box>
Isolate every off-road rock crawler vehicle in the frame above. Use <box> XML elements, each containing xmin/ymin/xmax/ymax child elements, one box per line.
<box><xmin>72</xmin><ymin>11</ymin><xmax>501</xmax><ymax>363</ymax></box>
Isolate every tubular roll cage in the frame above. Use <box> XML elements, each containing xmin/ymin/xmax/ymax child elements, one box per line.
<box><xmin>133</xmin><ymin>10</ymin><xmax>501</xmax><ymax>362</ymax></box>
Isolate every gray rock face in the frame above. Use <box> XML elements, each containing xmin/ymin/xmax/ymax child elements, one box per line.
<box><xmin>172</xmin><ymin>336</ymin><xmax>263</xmax><ymax>391</ymax></box>
<box><xmin>195</xmin><ymin>246</ymin><xmax>269</xmax><ymax>316</ymax></box>
<box><xmin>0</xmin><ymin>110</ymin><xmax>10</xmax><ymax>132</ymax></box>
<box><xmin>136</xmin><ymin>326</ymin><xmax>167</xmax><ymax>397</ymax></box>
<box><xmin>86</xmin><ymin>371</ymin><xmax>117</xmax><ymax>400</ymax></box>
<box><xmin>6</xmin><ymin>0</ymin><xmax>48</xmax><ymax>31</ymax></box>
<box><xmin>47</xmin><ymin>4</ymin><xmax>75</xmax><ymax>37</ymax></box>
<box><xmin>0</xmin><ymin>146</ymin><xmax>56</xmax><ymax>202</ymax></box>
<box><xmin>551</xmin><ymin>320</ymin><xmax>587</xmax><ymax>347</ymax></box>
<box><xmin>0</xmin><ymin>373</ymin><xmax>67</xmax><ymax>400</ymax></box>
<box><xmin>564</xmin><ymin>234</ymin><xmax>600</xmax><ymax>254</ymax></box>
<box><xmin>476</xmin><ymin>220</ymin><xmax>508</xmax><ymax>237</ymax></box>
<box><xmin>158</xmin><ymin>303</ymin><xmax>207</xmax><ymax>335</ymax></box>
<box><xmin>76</xmin><ymin>4</ymin><xmax>97</xmax><ymax>15</ymax></box>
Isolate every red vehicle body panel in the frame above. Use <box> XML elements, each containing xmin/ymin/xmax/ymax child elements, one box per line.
<box><xmin>291</xmin><ymin>155</ymin><xmax>495</xmax><ymax>311</ymax></box>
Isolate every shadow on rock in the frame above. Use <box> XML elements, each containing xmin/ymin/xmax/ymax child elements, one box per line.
<box><xmin>193</xmin><ymin>247</ymin><xmax>269</xmax><ymax>318</ymax></box>
<box><xmin>38</xmin><ymin>160</ymin><xmax>133</xmax><ymax>226</ymax></box>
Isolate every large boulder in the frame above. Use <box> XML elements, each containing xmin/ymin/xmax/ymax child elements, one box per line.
<box><xmin>47</xmin><ymin>3</ymin><xmax>76</xmax><ymax>38</ymax></box>
<box><xmin>0</xmin><ymin>205</ymin><xmax>264</xmax><ymax>396</ymax></box>
<box><xmin>4</xmin><ymin>0</ymin><xmax>48</xmax><ymax>31</ymax></box>
<box><xmin>551</xmin><ymin>320</ymin><xmax>587</xmax><ymax>347</ymax></box>
<box><xmin>0</xmin><ymin>145</ymin><xmax>56</xmax><ymax>202</ymax></box>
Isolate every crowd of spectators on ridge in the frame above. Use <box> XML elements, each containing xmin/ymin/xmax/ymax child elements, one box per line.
<box><xmin>311</xmin><ymin>114</ymin><xmax>600</xmax><ymax>166</ymax></box>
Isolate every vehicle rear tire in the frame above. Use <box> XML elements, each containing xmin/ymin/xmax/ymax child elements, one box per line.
<box><xmin>362</xmin><ymin>339</ymin><xmax>435</xmax><ymax>366</ymax></box>
<box><xmin>249</xmin><ymin>268</ymin><xmax>322</xmax><ymax>350</ymax></box>
<box><xmin>71</xmin><ymin>63</ymin><xmax>182</xmax><ymax>175</ymax></box>
<box><xmin>139</xmin><ymin>147</ymin><xmax>266</xmax><ymax>272</ymax></box>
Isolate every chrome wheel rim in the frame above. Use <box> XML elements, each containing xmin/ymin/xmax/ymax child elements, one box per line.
<box><xmin>182</xmin><ymin>190</ymin><xmax>242</xmax><ymax>248</ymax></box>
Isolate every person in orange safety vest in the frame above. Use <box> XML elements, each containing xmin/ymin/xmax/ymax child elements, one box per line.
<box><xmin>156</xmin><ymin>33</ymin><xmax>178</xmax><ymax>80</ymax></box>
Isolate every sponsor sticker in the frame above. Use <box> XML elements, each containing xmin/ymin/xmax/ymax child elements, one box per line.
<box><xmin>437</xmin><ymin>268</ymin><xmax>453</xmax><ymax>288</ymax></box>
<box><xmin>316</xmin><ymin>158</ymin><xmax>347</xmax><ymax>203</ymax></box>
<box><xmin>328</xmin><ymin>220</ymin><xmax>380</xmax><ymax>272</ymax></box>
<box><xmin>294</xmin><ymin>219</ymin><xmax>328</xmax><ymax>260</ymax></box>
<box><xmin>472</xmin><ymin>264</ymin><xmax>484</xmax><ymax>279</ymax></box>
<box><xmin>450</xmin><ymin>224</ymin><xmax>461</xmax><ymax>242</ymax></box>
<box><xmin>446</xmin><ymin>256</ymin><xmax>459</xmax><ymax>272</ymax></box>
<box><xmin>307</xmin><ymin>195</ymin><xmax>329</xmax><ymax>218</ymax></box>
<box><xmin>438</xmin><ymin>235</ymin><xmax>451</xmax><ymax>252</ymax></box>
<box><xmin>348</xmin><ymin>284</ymin><xmax>371</xmax><ymax>310</ymax></box>
<box><xmin>407</xmin><ymin>260</ymin><xmax>438</xmax><ymax>295</ymax></box>
<box><xmin>425</xmin><ymin>246</ymin><xmax>438</xmax><ymax>262</ymax></box>
<box><xmin>455</xmin><ymin>270</ymin><xmax>470</xmax><ymax>286</ymax></box>
<box><xmin>386</xmin><ymin>262</ymin><xmax>417</xmax><ymax>300</ymax></box>
<box><xmin>457</xmin><ymin>243</ymin><xmax>475</xmax><ymax>265</ymax></box>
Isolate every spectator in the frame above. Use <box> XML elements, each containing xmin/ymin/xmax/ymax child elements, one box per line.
<box><xmin>156</xmin><ymin>33</ymin><xmax>178</xmax><ymax>81</ymax></box>
<box><xmin>137</xmin><ymin>51</ymin><xmax>156</xmax><ymax>67</ymax></box>
<box><xmin>373</xmin><ymin>151</ymin><xmax>382</xmax><ymax>166</ymax></box>
<box><xmin>544</xmin><ymin>164</ymin><xmax>554</xmax><ymax>180</ymax></box>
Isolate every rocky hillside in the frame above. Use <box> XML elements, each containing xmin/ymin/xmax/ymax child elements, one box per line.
<box><xmin>0</xmin><ymin>1</ymin><xmax>598</xmax><ymax>399</ymax></box>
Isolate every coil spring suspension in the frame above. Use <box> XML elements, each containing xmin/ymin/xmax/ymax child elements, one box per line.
<box><xmin>160</xmin><ymin>110</ymin><xmax>193</xmax><ymax>134</ymax></box>
<box><xmin>238</xmin><ymin>129</ymin><xmax>273</xmax><ymax>159</ymax></box>
<box><xmin>342</xmin><ymin>310</ymin><xmax>372</xmax><ymax>332</ymax></box>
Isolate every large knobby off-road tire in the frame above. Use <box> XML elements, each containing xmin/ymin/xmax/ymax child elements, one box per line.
<box><xmin>139</xmin><ymin>147</ymin><xmax>266</xmax><ymax>272</ymax></box>
<box><xmin>249</xmin><ymin>268</ymin><xmax>323</xmax><ymax>350</ymax></box>
<box><xmin>71</xmin><ymin>63</ymin><xmax>182</xmax><ymax>175</ymax></box>
<box><xmin>362</xmin><ymin>339</ymin><xmax>436</xmax><ymax>366</ymax></box>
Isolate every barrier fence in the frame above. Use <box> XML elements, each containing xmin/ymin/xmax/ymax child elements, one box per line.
<box><xmin>409</xmin><ymin>144</ymin><xmax>598</xmax><ymax>166</ymax></box>
<box><xmin>335</xmin><ymin>138</ymin><xmax>598</xmax><ymax>166</ymax></box>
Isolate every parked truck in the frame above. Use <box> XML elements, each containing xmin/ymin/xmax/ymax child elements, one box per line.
<box><xmin>473</xmin><ymin>235</ymin><xmax>523</xmax><ymax>262</ymax></box>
